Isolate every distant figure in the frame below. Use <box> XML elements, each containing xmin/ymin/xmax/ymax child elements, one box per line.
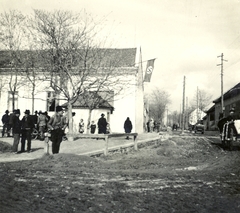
<box><xmin>97</xmin><ymin>113</ymin><xmax>107</xmax><ymax>134</ymax></box>
<box><xmin>146</xmin><ymin>121</ymin><xmax>150</xmax><ymax>132</ymax></box>
<box><xmin>38</xmin><ymin>111</ymin><xmax>48</xmax><ymax>140</ymax></box>
<box><xmin>79</xmin><ymin>119</ymin><xmax>84</xmax><ymax>134</ymax></box>
<box><xmin>172</xmin><ymin>123</ymin><xmax>178</xmax><ymax>131</ymax></box>
<box><xmin>32</xmin><ymin>111</ymin><xmax>38</xmax><ymax>127</ymax></box>
<box><xmin>124</xmin><ymin>117</ymin><xmax>132</xmax><ymax>139</ymax></box>
<box><xmin>45</xmin><ymin>111</ymin><xmax>50</xmax><ymax>122</ymax></box>
<box><xmin>90</xmin><ymin>121</ymin><xmax>96</xmax><ymax>134</ymax></box>
<box><xmin>12</xmin><ymin>109</ymin><xmax>21</xmax><ymax>153</ymax></box>
<box><xmin>1</xmin><ymin>110</ymin><xmax>10</xmax><ymax>137</ymax></box>
<box><xmin>106</xmin><ymin>123</ymin><xmax>111</xmax><ymax>134</ymax></box>
<box><xmin>8</xmin><ymin>110</ymin><xmax>16</xmax><ymax>135</ymax></box>
<box><xmin>149</xmin><ymin>119</ymin><xmax>154</xmax><ymax>133</ymax></box>
<box><xmin>21</xmin><ymin>110</ymin><xmax>35</xmax><ymax>153</ymax></box>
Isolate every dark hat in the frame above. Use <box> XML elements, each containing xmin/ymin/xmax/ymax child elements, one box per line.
<box><xmin>56</xmin><ymin>106</ymin><xmax>63</xmax><ymax>112</ymax></box>
<box><xmin>35</xmin><ymin>110</ymin><xmax>38</xmax><ymax>114</ymax></box>
<box><xmin>101</xmin><ymin>113</ymin><xmax>105</xmax><ymax>117</ymax></box>
<box><xmin>5</xmin><ymin>110</ymin><xmax>9</xmax><ymax>113</ymax></box>
<box><xmin>15</xmin><ymin>109</ymin><xmax>20</xmax><ymax>114</ymax></box>
<box><xmin>24</xmin><ymin>110</ymin><xmax>30</xmax><ymax>115</ymax></box>
<box><xmin>38</xmin><ymin>110</ymin><xmax>42</xmax><ymax>115</ymax></box>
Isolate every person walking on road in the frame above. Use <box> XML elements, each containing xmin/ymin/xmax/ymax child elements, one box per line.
<box><xmin>12</xmin><ymin>109</ymin><xmax>21</xmax><ymax>153</ymax></box>
<box><xmin>47</xmin><ymin>106</ymin><xmax>66</xmax><ymax>154</ymax></box>
<box><xmin>1</xmin><ymin>110</ymin><xmax>10</xmax><ymax>137</ymax></box>
<box><xmin>21</xmin><ymin>110</ymin><xmax>35</xmax><ymax>153</ymax></box>
<box><xmin>124</xmin><ymin>117</ymin><xmax>132</xmax><ymax>139</ymax></box>
<box><xmin>97</xmin><ymin>113</ymin><xmax>107</xmax><ymax>134</ymax></box>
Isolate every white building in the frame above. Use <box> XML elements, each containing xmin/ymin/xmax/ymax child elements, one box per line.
<box><xmin>0</xmin><ymin>47</ymin><xmax>145</xmax><ymax>133</ymax></box>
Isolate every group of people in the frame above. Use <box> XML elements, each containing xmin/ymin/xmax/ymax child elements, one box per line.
<box><xmin>2</xmin><ymin>109</ymin><xmax>36</xmax><ymax>154</ymax></box>
<box><xmin>1</xmin><ymin>106</ymin><xmax>67</xmax><ymax>154</ymax></box>
<box><xmin>78</xmin><ymin>114</ymin><xmax>133</xmax><ymax>139</ymax></box>
<box><xmin>2</xmin><ymin>108</ymin><xmax>134</xmax><ymax>154</ymax></box>
<box><xmin>78</xmin><ymin>113</ymin><xmax>126</xmax><ymax>135</ymax></box>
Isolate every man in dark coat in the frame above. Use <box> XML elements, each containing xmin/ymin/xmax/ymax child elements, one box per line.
<box><xmin>21</xmin><ymin>110</ymin><xmax>35</xmax><ymax>153</ymax></box>
<box><xmin>32</xmin><ymin>111</ymin><xmax>38</xmax><ymax>127</ymax></box>
<box><xmin>124</xmin><ymin>117</ymin><xmax>132</xmax><ymax>139</ymax></box>
<box><xmin>1</xmin><ymin>110</ymin><xmax>10</xmax><ymax>137</ymax></box>
<box><xmin>47</xmin><ymin>106</ymin><xmax>67</xmax><ymax>154</ymax></box>
<box><xmin>12</xmin><ymin>109</ymin><xmax>21</xmax><ymax>153</ymax></box>
<box><xmin>97</xmin><ymin>113</ymin><xmax>107</xmax><ymax>134</ymax></box>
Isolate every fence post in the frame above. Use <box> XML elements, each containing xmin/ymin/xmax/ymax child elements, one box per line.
<box><xmin>134</xmin><ymin>134</ymin><xmax>138</xmax><ymax>151</ymax></box>
<box><xmin>104</xmin><ymin>136</ymin><xmax>109</xmax><ymax>156</ymax></box>
<box><xmin>44</xmin><ymin>135</ymin><xmax>49</xmax><ymax>154</ymax></box>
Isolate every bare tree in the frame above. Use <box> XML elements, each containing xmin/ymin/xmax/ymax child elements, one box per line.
<box><xmin>29</xmin><ymin>10</ymin><xmax>133</xmax><ymax>139</ymax></box>
<box><xmin>147</xmin><ymin>87</ymin><xmax>171</xmax><ymax>123</ymax></box>
<box><xmin>0</xmin><ymin>10</ymin><xmax>27</xmax><ymax>111</ymax></box>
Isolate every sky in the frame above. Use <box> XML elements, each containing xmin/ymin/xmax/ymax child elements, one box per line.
<box><xmin>1</xmin><ymin>0</ymin><xmax>240</xmax><ymax>113</ymax></box>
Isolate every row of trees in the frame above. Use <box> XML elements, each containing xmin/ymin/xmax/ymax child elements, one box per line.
<box><xmin>147</xmin><ymin>87</ymin><xmax>212</xmax><ymax>128</ymax></box>
<box><xmin>0</xmin><ymin>9</ymin><xmax>133</xmax><ymax>139</ymax></box>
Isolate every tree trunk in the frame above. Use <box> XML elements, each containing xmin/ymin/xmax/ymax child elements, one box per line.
<box><xmin>87</xmin><ymin>109</ymin><xmax>93</xmax><ymax>134</ymax></box>
<box><xmin>12</xmin><ymin>93</ymin><xmax>15</xmax><ymax>112</ymax></box>
<box><xmin>31</xmin><ymin>88</ymin><xmax>35</xmax><ymax>114</ymax></box>
<box><xmin>67</xmin><ymin>102</ymin><xmax>73</xmax><ymax>141</ymax></box>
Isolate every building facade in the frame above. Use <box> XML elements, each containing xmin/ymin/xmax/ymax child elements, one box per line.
<box><xmin>0</xmin><ymin>47</ymin><xmax>146</xmax><ymax>133</ymax></box>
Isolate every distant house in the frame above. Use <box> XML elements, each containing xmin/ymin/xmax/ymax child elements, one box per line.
<box><xmin>188</xmin><ymin>108</ymin><xmax>206</xmax><ymax>126</ymax></box>
<box><xmin>0</xmin><ymin>47</ymin><xmax>146</xmax><ymax>133</ymax></box>
<box><xmin>204</xmin><ymin>105</ymin><xmax>215</xmax><ymax>130</ymax></box>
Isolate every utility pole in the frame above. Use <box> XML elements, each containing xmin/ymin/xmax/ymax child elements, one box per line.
<box><xmin>197</xmin><ymin>86</ymin><xmax>199</xmax><ymax>121</ymax></box>
<box><xmin>217</xmin><ymin>53</ymin><xmax>227</xmax><ymax>116</ymax></box>
<box><xmin>182</xmin><ymin>76</ymin><xmax>186</xmax><ymax>134</ymax></box>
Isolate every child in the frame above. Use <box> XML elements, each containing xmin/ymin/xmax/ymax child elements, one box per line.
<box><xmin>79</xmin><ymin>119</ymin><xmax>84</xmax><ymax>134</ymax></box>
<box><xmin>90</xmin><ymin>121</ymin><xmax>96</xmax><ymax>134</ymax></box>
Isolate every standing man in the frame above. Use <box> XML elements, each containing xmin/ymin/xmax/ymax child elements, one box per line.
<box><xmin>21</xmin><ymin>110</ymin><xmax>34</xmax><ymax>153</ymax></box>
<box><xmin>1</xmin><ymin>110</ymin><xmax>10</xmax><ymax>137</ymax></box>
<box><xmin>124</xmin><ymin>117</ymin><xmax>132</xmax><ymax>140</ymax></box>
<box><xmin>37</xmin><ymin>111</ymin><xmax>48</xmax><ymax>140</ymax></box>
<box><xmin>32</xmin><ymin>111</ymin><xmax>38</xmax><ymax>128</ymax></box>
<box><xmin>47</xmin><ymin>106</ymin><xmax>66</xmax><ymax>154</ymax></box>
<box><xmin>97</xmin><ymin>113</ymin><xmax>108</xmax><ymax>134</ymax></box>
<box><xmin>12</xmin><ymin>109</ymin><xmax>21</xmax><ymax>153</ymax></box>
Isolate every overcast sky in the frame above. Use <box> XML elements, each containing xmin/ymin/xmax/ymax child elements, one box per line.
<box><xmin>1</xmin><ymin>0</ymin><xmax>240</xmax><ymax>112</ymax></box>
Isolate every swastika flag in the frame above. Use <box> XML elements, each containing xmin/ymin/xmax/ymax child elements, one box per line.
<box><xmin>144</xmin><ymin>59</ymin><xmax>155</xmax><ymax>82</ymax></box>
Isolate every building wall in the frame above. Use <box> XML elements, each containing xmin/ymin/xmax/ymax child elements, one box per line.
<box><xmin>0</xmin><ymin>69</ymin><xmax>140</xmax><ymax>133</ymax></box>
<box><xmin>214</xmin><ymin>93</ymin><xmax>240</xmax><ymax>127</ymax></box>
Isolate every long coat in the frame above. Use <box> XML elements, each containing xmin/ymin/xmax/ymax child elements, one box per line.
<box><xmin>124</xmin><ymin>118</ymin><xmax>132</xmax><ymax>133</ymax></box>
<box><xmin>97</xmin><ymin>117</ymin><xmax>107</xmax><ymax>134</ymax></box>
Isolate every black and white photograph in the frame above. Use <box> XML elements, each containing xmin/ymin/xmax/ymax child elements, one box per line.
<box><xmin>1</xmin><ymin>0</ymin><xmax>240</xmax><ymax>212</ymax></box>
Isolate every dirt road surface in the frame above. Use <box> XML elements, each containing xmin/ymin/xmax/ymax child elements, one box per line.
<box><xmin>1</xmin><ymin>132</ymin><xmax>240</xmax><ymax>213</ymax></box>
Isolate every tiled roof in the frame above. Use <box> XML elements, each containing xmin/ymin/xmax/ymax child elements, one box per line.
<box><xmin>213</xmin><ymin>82</ymin><xmax>240</xmax><ymax>103</ymax></box>
<box><xmin>0</xmin><ymin>48</ymin><xmax>137</xmax><ymax>68</ymax></box>
<box><xmin>62</xmin><ymin>91</ymin><xmax>114</xmax><ymax>110</ymax></box>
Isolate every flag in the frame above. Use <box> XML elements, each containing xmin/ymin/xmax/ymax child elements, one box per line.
<box><xmin>144</xmin><ymin>59</ymin><xmax>155</xmax><ymax>82</ymax></box>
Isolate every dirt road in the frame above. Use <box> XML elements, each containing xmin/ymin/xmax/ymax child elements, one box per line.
<box><xmin>1</xmin><ymin>134</ymin><xmax>240</xmax><ymax>212</ymax></box>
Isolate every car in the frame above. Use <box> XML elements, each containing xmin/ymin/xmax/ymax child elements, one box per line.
<box><xmin>194</xmin><ymin>121</ymin><xmax>204</xmax><ymax>134</ymax></box>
